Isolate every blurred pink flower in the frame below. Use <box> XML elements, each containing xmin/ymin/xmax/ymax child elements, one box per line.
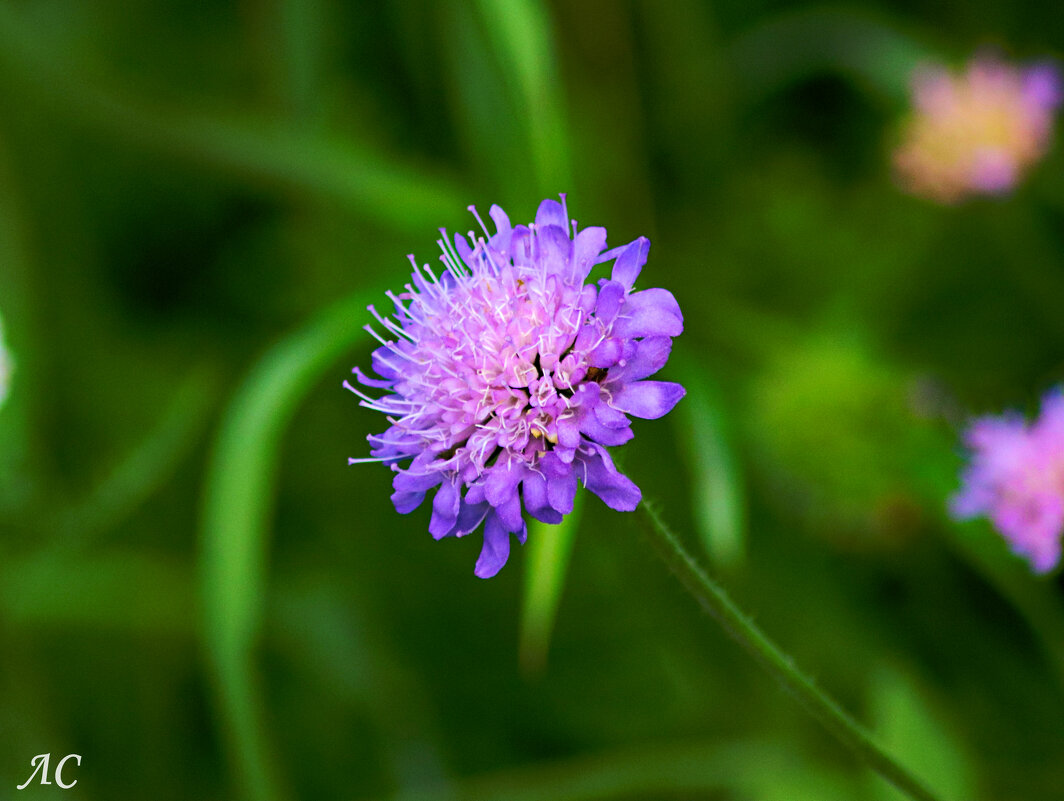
<box><xmin>894</xmin><ymin>55</ymin><xmax>1061</xmax><ymax>203</ymax></box>
<box><xmin>952</xmin><ymin>390</ymin><xmax>1064</xmax><ymax>573</ymax></box>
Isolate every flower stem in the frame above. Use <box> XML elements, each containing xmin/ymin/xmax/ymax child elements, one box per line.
<box><xmin>637</xmin><ymin>503</ymin><xmax>947</xmax><ymax>801</ymax></box>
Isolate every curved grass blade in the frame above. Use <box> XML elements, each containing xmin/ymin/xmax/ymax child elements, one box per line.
<box><xmin>200</xmin><ymin>287</ymin><xmax>383</xmax><ymax>801</ymax></box>
<box><xmin>519</xmin><ymin>494</ymin><xmax>582</xmax><ymax>677</ymax></box>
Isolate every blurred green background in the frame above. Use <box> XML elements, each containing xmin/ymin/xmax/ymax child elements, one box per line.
<box><xmin>1</xmin><ymin>1</ymin><xmax>1064</xmax><ymax>799</ymax></box>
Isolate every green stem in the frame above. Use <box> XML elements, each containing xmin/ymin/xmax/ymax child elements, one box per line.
<box><xmin>637</xmin><ymin>503</ymin><xmax>946</xmax><ymax>801</ymax></box>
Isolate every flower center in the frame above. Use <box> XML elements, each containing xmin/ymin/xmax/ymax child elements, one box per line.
<box><xmin>400</xmin><ymin>262</ymin><xmax>603</xmax><ymax>476</ymax></box>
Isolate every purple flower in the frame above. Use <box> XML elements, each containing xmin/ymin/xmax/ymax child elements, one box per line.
<box><xmin>347</xmin><ymin>197</ymin><xmax>685</xmax><ymax>577</ymax></box>
<box><xmin>952</xmin><ymin>389</ymin><xmax>1064</xmax><ymax>573</ymax></box>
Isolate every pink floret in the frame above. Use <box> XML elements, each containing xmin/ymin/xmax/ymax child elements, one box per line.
<box><xmin>952</xmin><ymin>390</ymin><xmax>1064</xmax><ymax>573</ymax></box>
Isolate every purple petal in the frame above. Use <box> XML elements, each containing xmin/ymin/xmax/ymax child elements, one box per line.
<box><xmin>614</xmin><ymin>288</ymin><xmax>683</xmax><ymax>338</ymax></box>
<box><xmin>510</xmin><ymin>225</ymin><xmax>533</xmax><ymax>265</ymax></box>
<box><xmin>612</xmin><ymin>380</ymin><xmax>686</xmax><ymax>419</ymax></box>
<box><xmin>393</xmin><ymin>469</ymin><xmax>444</xmax><ymax>494</ymax></box>
<box><xmin>371</xmin><ymin>346</ymin><xmax>400</xmax><ymax>380</ymax></box>
<box><xmin>596</xmin><ymin>244</ymin><xmax>626</xmax><ymax>265</ymax></box>
<box><xmin>475</xmin><ymin>513</ymin><xmax>512</xmax><ymax>578</ymax></box>
<box><xmin>450</xmin><ymin>500</ymin><xmax>490</xmax><ymax>536</ymax></box>
<box><xmin>489</xmin><ymin>204</ymin><xmax>512</xmax><ymax>237</ymax></box>
<box><xmin>548</xmin><ymin>471</ymin><xmax>578</xmax><ymax>514</ymax></box>
<box><xmin>949</xmin><ymin>492</ymin><xmax>983</xmax><ymax>521</ymax></box>
<box><xmin>580</xmin><ymin>445</ymin><xmax>641</xmax><ymax>511</ymax></box>
<box><xmin>368</xmin><ymin>425</ymin><xmax>420</xmax><ymax>461</ymax></box>
<box><xmin>1029</xmin><ymin>540</ymin><xmax>1063</xmax><ymax>574</ymax></box>
<box><xmin>611</xmin><ymin>237</ymin><xmax>649</xmax><ymax>289</ymax></box>
<box><xmin>595</xmin><ymin>280</ymin><xmax>625</xmax><ymax>323</ymax></box>
<box><xmin>1023</xmin><ymin>62</ymin><xmax>1063</xmax><ymax>109</ymax></box>
<box><xmin>429</xmin><ymin>480</ymin><xmax>461</xmax><ymax>539</ymax></box>
<box><xmin>523</xmin><ymin>471</ymin><xmax>564</xmax><ymax>524</ymax></box>
<box><xmin>578</xmin><ymin>284</ymin><xmax>597</xmax><ymax>314</ymax></box>
<box><xmin>538</xmin><ymin>224</ymin><xmax>573</xmax><ymax>274</ymax></box>
<box><xmin>611</xmin><ymin>336</ymin><xmax>672</xmax><ymax>382</ymax></box>
<box><xmin>589</xmin><ymin>337</ymin><xmax>623</xmax><ymax>369</ymax></box>
<box><xmin>580</xmin><ymin>415</ymin><xmax>634</xmax><ymax>446</ymax></box>
<box><xmin>391</xmin><ymin>490</ymin><xmax>425</xmax><ymax>514</ymax></box>
<box><xmin>535</xmin><ymin>198</ymin><xmax>569</xmax><ymax>230</ymax></box>
<box><xmin>593</xmin><ymin>401</ymin><xmax>630</xmax><ymax>429</ymax></box>
<box><xmin>539</xmin><ymin>452</ymin><xmax>569</xmax><ymax>478</ymax></box>
<box><xmin>494</xmin><ymin>486</ymin><xmax>525</xmax><ymax>532</ymax></box>
<box><xmin>574</xmin><ymin>323</ymin><xmax>599</xmax><ymax>353</ymax></box>
<box><xmin>463</xmin><ymin>482</ymin><xmax>486</xmax><ymax>506</ymax></box>
<box><xmin>453</xmin><ymin>232</ymin><xmax>474</xmax><ymax>264</ymax></box>
<box><xmin>556</xmin><ymin>413</ymin><xmax>583</xmax><ymax>449</ymax></box>
<box><xmin>571</xmin><ymin>226</ymin><xmax>607</xmax><ymax>281</ymax></box>
<box><xmin>540</xmin><ymin>453</ymin><xmax>578</xmax><ymax>514</ymax></box>
<box><xmin>484</xmin><ymin>459</ymin><xmax>525</xmax><ymax>507</ymax></box>
<box><xmin>352</xmin><ymin>366</ymin><xmax>394</xmax><ymax>389</ymax></box>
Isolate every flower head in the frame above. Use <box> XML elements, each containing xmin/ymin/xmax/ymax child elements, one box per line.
<box><xmin>347</xmin><ymin>197</ymin><xmax>685</xmax><ymax>577</ymax></box>
<box><xmin>951</xmin><ymin>389</ymin><xmax>1064</xmax><ymax>572</ymax></box>
<box><xmin>893</xmin><ymin>55</ymin><xmax>1061</xmax><ymax>203</ymax></box>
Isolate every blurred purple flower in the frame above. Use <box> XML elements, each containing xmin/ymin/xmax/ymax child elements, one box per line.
<box><xmin>347</xmin><ymin>197</ymin><xmax>685</xmax><ymax>577</ymax></box>
<box><xmin>894</xmin><ymin>54</ymin><xmax>1061</xmax><ymax>203</ymax></box>
<box><xmin>952</xmin><ymin>390</ymin><xmax>1064</xmax><ymax>573</ymax></box>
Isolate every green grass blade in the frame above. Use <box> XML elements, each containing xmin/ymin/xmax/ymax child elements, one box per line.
<box><xmin>200</xmin><ymin>287</ymin><xmax>383</xmax><ymax>801</ymax></box>
<box><xmin>868</xmin><ymin>665</ymin><xmax>976</xmax><ymax>801</ymax></box>
<box><xmin>672</xmin><ymin>352</ymin><xmax>746</xmax><ymax>569</ymax></box>
<box><xmin>519</xmin><ymin>495</ymin><xmax>582</xmax><ymax>677</ymax></box>
<box><xmin>472</xmin><ymin>0</ymin><xmax>573</xmax><ymax>195</ymax></box>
